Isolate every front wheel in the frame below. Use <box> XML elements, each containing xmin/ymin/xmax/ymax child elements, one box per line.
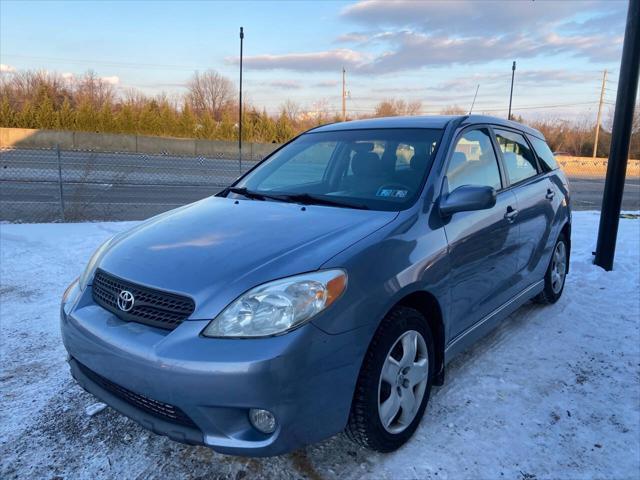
<box><xmin>345</xmin><ymin>306</ymin><xmax>434</xmax><ymax>452</ymax></box>
<box><xmin>534</xmin><ymin>234</ymin><xmax>568</xmax><ymax>304</ymax></box>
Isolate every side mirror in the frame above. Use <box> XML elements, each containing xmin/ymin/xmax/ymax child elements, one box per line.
<box><xmin>439</xmin><ymin>185</ymin><xmax>496</xmax><ymax>217</ymax></box>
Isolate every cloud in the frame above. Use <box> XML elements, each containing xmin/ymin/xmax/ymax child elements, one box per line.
<box><xmin>314</xmin><ymin>80</ymin><xmax>340</xmax><ymax>88</ymax></box>
<box><xmin>334</xmin><ymin>1</ymin><xmax>624</xmax><ymax>73</ymax></box>
<box><xmin>0</xmin><ymin>64</ymin><xmax>16</xmax><ymax>73</ymax></box>
<box><xmin>221</xmin><ymin>1</ymin><xmax>623</xmax><ymax>76</ymax></box>
<box><xmin>269</xmin><ymin>80</ymin><xmax>302</xmax><ymax>89</ymax></box>
<box><xmin>426</xmin><ymin>69</ymin><xmax>602</xmax><ymax>94</ymax></box>
<box><xmin>226</xmin><ymin>49</ymin><xmax>367</xmax><ymax>72</ymax></box>
<box><xmin>100</xmin><ymin>75</ymin><xmax>120</xmax><ymax>85</ymax></box>
<box><xmin>340</xmin><ymin>0</ymin><xmax>613</xmax><ymax>36</ymax></box>
<box><xmin>355</xmin><ymin>30</ymin><xmax>622</xmax><ymax>73</ymax></box>
<box><xmin>335</xmin><ymin>32</ymin><xmax>372</xmax><ymax>43</ymax></box>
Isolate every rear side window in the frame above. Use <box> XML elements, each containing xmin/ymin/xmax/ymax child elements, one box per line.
<box><xmin>494</xmin><ymin>129</ymin><xmax>538</xmax><ymax>184</ymax></box>
<box><xmin>447</xmin><ymin>128</ymin><xmax>502</xmax><ymax>191</ymax></box>
<box><xmin>529</xmin><ymin>136</ymin><xmax>560</xmax><ymax>171</ymax></box>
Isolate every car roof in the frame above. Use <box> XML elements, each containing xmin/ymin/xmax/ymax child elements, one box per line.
<box><xmin>309</xmin><ymin>114</ymin><xmax>545</xmax><ymax>140</ymax></box>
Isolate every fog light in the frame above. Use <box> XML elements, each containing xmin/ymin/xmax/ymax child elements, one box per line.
<box><xmin>249</xmin><ymin>408</ymin><xmax>277</xmax><ymax>434</ymax></box>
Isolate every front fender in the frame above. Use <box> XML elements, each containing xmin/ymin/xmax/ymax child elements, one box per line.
<box><xmin>315</xmin><ymin>206</ymin><xmax>450</xmax><ymax>337</ymax></box>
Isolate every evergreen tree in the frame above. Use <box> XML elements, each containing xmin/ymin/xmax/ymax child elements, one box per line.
<box><xmin>275</xmin><ymin>110</ymin><xmax>294</xmax><ymax>143</ymax></box>
<box><xmin>217</xmin><ymin>111</ymin><xmax>236</xmax><ymax>141</ymax></box>
<box><xmin>0</xmin><ymin>97</ymin><xmax>16</xmax><ymax>127</ymax></box>
<box><xmin>116</xmin><ymin>103</ymin><xmax>136</xmax><ymax>134</ymax></box>
<box><xmin>178</xmin><ymin>103</ymin><xmax>197</xmax><ymax>137</ymax></box>
<box><xmin>75</xmin><ymin>99</ymin><xmax>99</xmax><ymax>131</ymax></box>
<box><xmin>18</xmin><ymin>101</ymin><xmax>37</xmax><ymax>129</ymax></box>
<box><xmin>57</xmin><ymin>98</ymin><xmax>76</xmax><ymax>130</ymax></box>
<box><xmin>98</xmin><ymin>102</ymin><xmax>115</xmax><ymax>132</ymax></box>
<box><xmin>35</xmin><ymin>94</ymin><xmax>56</xmax><ymax>129</ymax></box>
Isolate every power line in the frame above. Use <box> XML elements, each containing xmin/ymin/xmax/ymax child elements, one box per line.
<box><xmin>340</xmin><ymin>101</ymin><xmax>599</xmax><ymax>114</ymax></box>
<box><xmin>2</xmin><ymin>53</ymin><xmax>212</xmax><ymax>71</ymax></box>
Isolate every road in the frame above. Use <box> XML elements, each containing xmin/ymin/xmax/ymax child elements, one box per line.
<box><xmin>1</xmin><ymin>148</ymin><xmax>638</xmax><ymax>222</ymax></box>
<box><xmin>568</xmin><ymin>176</ymin><xmax>640</xmax><ymax>211</ymax></box>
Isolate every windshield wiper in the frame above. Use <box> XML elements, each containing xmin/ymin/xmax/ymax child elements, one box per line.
<box><xmin>271</xmin><ymin>193</ymin><xmax>370</xmax><ymax>210</ymax></box>
<box><xmin>220</xmin><ymin>186</ymin><xmax>288</xmax><ymax>203</ymax></box>
<box><xmin>220</xmin><ymin>187</ymin><xmax>369</xmax><ymax>210</ymax></box>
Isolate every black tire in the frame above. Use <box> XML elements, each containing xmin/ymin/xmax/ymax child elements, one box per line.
<box><xmin>345</xmin><ymin>306</ymin><xmax>434</xmax><ymax>452</ymax></box>
<box><xmin>534</xmin><ymin>233</ymin><xmax>568</xmax><ymax>304</ymax></box>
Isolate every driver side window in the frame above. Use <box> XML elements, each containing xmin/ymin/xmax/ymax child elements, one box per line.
<box><xmin>447</xmin><ymin>129</ymin><xmax>502</xmax><ymax>192</ymax></box>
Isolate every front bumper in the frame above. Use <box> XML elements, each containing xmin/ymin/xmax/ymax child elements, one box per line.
<box><xmin>61</xmin><ymin>288</ymin><xmax>370</xmax><ymax>456</ymax></box>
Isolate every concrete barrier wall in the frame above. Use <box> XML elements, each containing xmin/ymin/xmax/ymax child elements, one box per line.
<box><xmin>0</xmin><ymin>128</ymin><xmax>282</xmax><ymax>159</ymax></box>
<box><xmin>557</xmin><ymin>156</ymin><xmax>640</xmax><ymax>178</ymax></box>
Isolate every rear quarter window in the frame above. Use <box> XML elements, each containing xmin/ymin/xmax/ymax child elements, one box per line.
<box><xmin>529</xmin><ymin>136</ymin><xmax>560</xmax><ymax>171</ymax></box>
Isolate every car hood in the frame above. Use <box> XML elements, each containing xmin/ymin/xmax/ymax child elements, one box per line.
<box><xmin>97</xmin><ymin>196</ymin><xmax>398</xmax><ymax>319</ymax></box>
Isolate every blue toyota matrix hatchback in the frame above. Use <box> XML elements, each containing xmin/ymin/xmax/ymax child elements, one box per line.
<box><xmin>61</xmin><ymin>115</ymin><xmax>571</xmax><ymax>456</ymax></box>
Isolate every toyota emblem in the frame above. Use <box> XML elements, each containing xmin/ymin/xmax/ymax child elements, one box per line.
<box><xmin>117</xmin><ymin>290</ymin><xmax>135</xmax><ymax>312</ymax></box>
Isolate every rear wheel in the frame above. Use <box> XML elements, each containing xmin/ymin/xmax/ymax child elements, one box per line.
<box><xmin>346</xmin><ymin>306</ymin><xmax>434</xmax><ymax>452</ymax></box>
<box><xmin>534</xmin><ymin>234</ymin><xmax>568</xmax><ymax>304</ymax></box>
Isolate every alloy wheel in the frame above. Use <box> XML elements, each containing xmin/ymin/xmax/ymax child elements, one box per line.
<box><xmin>551</xmin><ymin>240</ymin><xmax>567</xmax><ymax>294</ymax></box>
<box><xmin>377</xmin><ymin>330</ymin><xmax>429</xmax><ymax>434</ymax></box>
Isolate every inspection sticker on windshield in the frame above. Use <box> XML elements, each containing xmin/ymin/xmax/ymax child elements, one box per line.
<box><xmin>377</xmin><ymin>188</ymin><xmax>408</xmax><ymax>198</ymax></box>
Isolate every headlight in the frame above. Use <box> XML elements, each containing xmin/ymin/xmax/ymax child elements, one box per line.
<box><xmin>202</xmin><ymin>269</ymin><xmax>347</xmax><ymax>338</ymax></box>
<box><xmin>78</xmin><ymin>238</ymin><xmax>113</xmax><ymax>290</ymax></box>
<box><xmin>61</xmin><ymin>278</ymin><xmax>80</xmax><ymax>315</ymax></box>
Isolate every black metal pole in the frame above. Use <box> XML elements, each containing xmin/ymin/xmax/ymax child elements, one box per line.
<box><xmin>594</xmin><ymin>0</ymin><xmax>640</xmax><ymax>271</ymax></box>
<box><xmin>239</xmin><ymin>26</ymin><xmax>244</xmax><ymax>175</ymax></box>
<box><xmin>508</xmin><ymin>61</ymin><xmax>516</xmax><ymax>120</ymax></box>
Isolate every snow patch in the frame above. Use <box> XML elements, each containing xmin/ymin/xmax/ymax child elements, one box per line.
<box><xmin>1</xmin><ymin>212</ymin><xmax>638</xmax><ymax>479</ymax></box>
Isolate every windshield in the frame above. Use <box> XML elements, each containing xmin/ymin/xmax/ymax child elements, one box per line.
<box><xmin>233</xmin><ymin>128</ymin><xmax>443</xmax><ymax>211</ymax></box>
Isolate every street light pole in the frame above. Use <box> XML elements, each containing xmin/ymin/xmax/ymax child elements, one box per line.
<box><xmin>239</xmin><ymin>26</ymin><xmax>244</xmax><ymax>175</ymax></box>
<box><xmin>508</xmin><ymin>61</ymin><xmax>516</xmax><ymax>120</ymax></box>
<box><xmin>594</xmin><ymin>0</ymin><xmax>640</xmax><ymax>271</ymax></box>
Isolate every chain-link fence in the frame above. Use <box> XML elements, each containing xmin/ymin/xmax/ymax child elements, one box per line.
<box><xmin>0</xmin><ymin>146</ymin><xmax>265</xmax><ymax>222</ymax></box>
<box><xmin>554</xmin><ymin>156</ymin><xmax>639</xmax><ymax>210</ymax></box>
<box><xmin>1</xmin><ymin>147</ymin><xmax>639</xmax><ymax>222</ymax></box>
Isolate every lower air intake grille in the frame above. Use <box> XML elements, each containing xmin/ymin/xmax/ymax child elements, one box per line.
<box><xmin>92</xmin><ymin>269</ymin><xmax>195</xmax><ymax>330</ymax></box>
<box><xmin>77</xmin><ymin>361</ymin><xmax>197</xmax><ymax>429</ymax></box>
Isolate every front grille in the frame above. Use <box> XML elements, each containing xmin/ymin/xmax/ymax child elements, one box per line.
<box><xmin>76</xmin><ymin>361</ymin><xmax>198</xmax><ymax>429</ymax></box>
<box><xmin>92</xmin><ymin>269</ymin><xmax>195</xmax><ymax>330</ymax></box>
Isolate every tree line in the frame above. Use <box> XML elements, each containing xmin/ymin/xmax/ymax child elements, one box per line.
<box><xmin>0</xmin><ymin>70</ymin><xmax>304</xmax><ymax>143</ymax></box>
<box><xmin>1</xmin><ymin>69</ymin><xmax>638</xmax><ymax>157</ymax></box>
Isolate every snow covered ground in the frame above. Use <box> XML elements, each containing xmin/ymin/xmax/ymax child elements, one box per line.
<box><xmin>1</xmin><ymin>212</ymin><xmax>639</xmax><ymax>479</ymax></box>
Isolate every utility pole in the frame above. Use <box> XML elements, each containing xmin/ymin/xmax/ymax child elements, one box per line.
<box><xmin>508</xmin><ymin>61</ymin><xmax>516</xmax><ymax>120</ymax></box>
<box><xmin>593</xmin><ymin>69</ymin><xmax>608</xmax><ymax>158</ymax></box>
<box><xmin>238</xmin><ymin>26</ymin><xmax>244</xmax><ymax>175</ymax></box>
<box><xmin>342</xmin><ymin>67</ymin><xmax>346</xmax><ymax>122</ymax></box>
<box><xmin>594</xmin><ymin>0</ymin><xmax>640</xmax><ymax>271</ymax></box>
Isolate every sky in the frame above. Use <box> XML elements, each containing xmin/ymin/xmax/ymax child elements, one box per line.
<box><xmin>0</xmin><ymin>0</ymin><xmax>631</xmax><ymax>120</ymax></box>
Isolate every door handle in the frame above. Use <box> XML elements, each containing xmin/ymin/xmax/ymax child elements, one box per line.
<box><xmin>545</xmin><ymin>189</ymin><xmax>555</xmax><ymax>200</ymax></box>
<box><xmin>504</xmin><ymin>206</ymin><xmax>519</xmax><ymax>223</ymax></box>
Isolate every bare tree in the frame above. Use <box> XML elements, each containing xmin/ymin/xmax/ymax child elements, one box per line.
<box><xmin>76</xmin><ymin>70</ymin><xmax>116</xmax><ymax>108</ymax></box>
<box><xmin>373</xmin><ymin>99</ymin><xmax>422</xmax><ymax>117</ymax></box>
<box><xmin>439</xmin><ymin>105</ymin><xmax>466</xmax><ymax>115</ymax></box>
<box><xmin>281</xmin><ymin>99</ymin><xmax>301</xmax><ymax>124</ymax></box>
<box><xmin>186</xmin><ymin>70</ymin><xmax>235</xmax><ymax>121</ymax></box>
<box><xmin>1</xmin><ymin>70</ymin><xmax>71</xmax><ymax>109</ymax></box>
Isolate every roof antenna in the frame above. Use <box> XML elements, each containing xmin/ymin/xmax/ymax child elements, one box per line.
<box><xmin>468</xmin><ymin>84</ymin><xmax>479</xmax><ymax>114</ymax></box>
